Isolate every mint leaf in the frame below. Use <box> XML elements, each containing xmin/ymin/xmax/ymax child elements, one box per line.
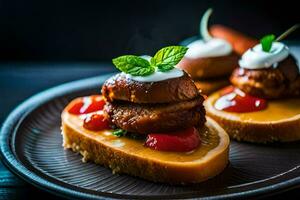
<box><xmin>112</xmin><ymin>46</ymin><xmax>188</xmax><ymax>75</ymax></box>
<box><xmin>260</xmin><ymin>34</ymin><xmax>275</xmax><ymax>52</ymax></box>
<box><xmin>112</xmin><ymin>55</ymin><xmax>154</xmax><ymax>76</ymax></box>
<box><xmin>112</xmin><ymin>129</ymin><xmax>127</xmax><ymax>137</ymax></box>
<box><xmin>150</xmin><ymin>46</ymin><xmax>188</xmax><ymax>72</ymax></box>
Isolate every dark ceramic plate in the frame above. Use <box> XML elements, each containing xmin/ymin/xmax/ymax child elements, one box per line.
<box><xmin>1</xmin><ymin>74</ymin><xmax>300</xmax><ymax>200</ymax></box>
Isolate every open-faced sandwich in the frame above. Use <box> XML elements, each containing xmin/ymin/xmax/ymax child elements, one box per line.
<box><xmin>178</xmin><ymin>9</ymin><xmax>242</xmax><ymax>95</ymax></box>
<box><xmin>62</xmin><ymin>46</ymin><xmax>230</xmax><ymax>184</ymax></box>
<box><xmin>205</xmin><ymin>26</ymin><xmax>300</xmax><ymax>143</ymax></box>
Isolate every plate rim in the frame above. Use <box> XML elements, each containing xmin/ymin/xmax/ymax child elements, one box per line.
<box><xmin>1</xmin><ymin>74</ymin><xmax>300</xmax><ymax>200</ymax></box>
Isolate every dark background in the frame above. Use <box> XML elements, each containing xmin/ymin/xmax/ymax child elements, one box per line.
<box><xmin>0</xmin><ymin>0</ymin><xmax>299</xmax><ymax>61</ymax></box>
<box><xmin>0</xmin><ymin>1</ymin><xmax>300</xmax><ymax>199</ymax></box>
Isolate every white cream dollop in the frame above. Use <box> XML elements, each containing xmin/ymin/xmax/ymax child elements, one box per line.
<box><xmin>185</xmin><ymin>38</ymin><xmax>232</xmax><ymax>59</ymax></box>
<box><xmin>239</xmin><ymin>42</ymin><xmax>290</xmax><ymax>69</ymax></box>
<box><xmin>124</xmin><ymin>67</ymin><xmax>184</xmax><ymax>83</ymax></box>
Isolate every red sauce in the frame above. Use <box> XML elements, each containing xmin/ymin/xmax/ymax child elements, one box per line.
<box><xmin>215</xmin><ymin>86</ymin><xmax>267</xmax><ymax>113</ymax></box>
<box><xmin>83</xmin><ymin>113</ymin><xmax>110</xmax><ymax>131</ymax></box>
<box><xmin>145</xmin><ymin>127</ymin><xmax>200</xmax><ymax>152</ymax></box>
<box><xmin>68</xmin><ymin>95</ymin><xmax>105</xmax><ymax>115</ymax></box>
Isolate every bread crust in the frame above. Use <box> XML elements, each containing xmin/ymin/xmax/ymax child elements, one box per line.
<box><xmin>178</xmin><ymin>53</ymin><xmax>239</xmax><ymax>79</ymax></box>
<box><xmin>101</xmin><ymin>72</ymin><xmax>199</xmax><ymax>104</ymax></box>
<box><xmin>205</xmin><ymin>92</ymin><xmax>300</xmax><ymax>143</ymax></box>
<box><xmin>62</xmin><ymin>115</ymin><xmax>229</xmax><ymax>184</ymax></box>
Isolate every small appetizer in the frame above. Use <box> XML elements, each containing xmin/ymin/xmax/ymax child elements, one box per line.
<box><xmin>178</xmin><ymin>9</ymin><xmax>240</xmax><ymax>95</ymax></box>
<box><xmin>205</xmin><ymin>26</ymin><xmax>300</xmax><ymax>143</ymax></box>
<box><xmin>62</xmin><ymin>46</ymin><xmax>230</xmax><ymax>184</ymax></box>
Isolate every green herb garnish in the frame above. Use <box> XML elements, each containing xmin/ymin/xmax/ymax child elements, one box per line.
<box><xmin>150</xmin><ymin>46</ymin><xmax>188</xmax><ymax>72</ymax></box>
<box><xmin>260</xmin><ymin>34</ymin><xmax>275</xmax><ymax>52</ymax></box>
<box><xmin>260</xmin><ymin>24</ymin><xmax>299</xmax><ymax>52</ymax></box>
<box><xmin>112</xmin><ymin>46</ymin><xmax>188</xmax><ymax>76</ymax></box>
<box><xmin>112</xmin><ymin>55</ymin><xmax>155</xmax><ymax>76</ymax></box>
<box><xmin>112</xmin><ymin>129</ymin><xmax>127</xmax><ymax>137</ymax></box>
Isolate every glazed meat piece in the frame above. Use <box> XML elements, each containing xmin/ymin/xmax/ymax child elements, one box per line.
<box><xmin>231</xmin><ymin>56</ymin><xmax>300</xmax><ymax>99</ymax></box>
<box><xmin>104</xmin><ymin>96</ymin><xmax>206</xmax><ymax>134</ymax></box>
<box><xmin>102</xmin><ymin>72</ymin><xmax>199</xmax><ymax>104</ymax></box>
<box><xmin>178</xmin><ymin>53</ymin><xmax>239</xmax><ymax>79</ymax></box>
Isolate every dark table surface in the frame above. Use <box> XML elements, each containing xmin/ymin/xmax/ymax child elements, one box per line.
<box><xmin>0</xmin><ymin>58</ymin><xmax>300</xmax><ymax>199</ymax></box>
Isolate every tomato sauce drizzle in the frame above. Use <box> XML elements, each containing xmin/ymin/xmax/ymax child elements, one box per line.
<box><xmin>68</xmin><ymin>95</ymin><xmax>109</xmax><ymax>131</ymax></box>
<box><xmin>145</xmin><ymin>127</ymin><xmax>200</xmax><ymax>152</ymax></box>
<box><xmin>215</xmin><ymin>86</ymin><xmax>267</xmax><ymax>113</ymax></box>
<box><xmin>68</xmin><ymin>95</ymin><xmax>105</xmax><ymax>115</ymax></box>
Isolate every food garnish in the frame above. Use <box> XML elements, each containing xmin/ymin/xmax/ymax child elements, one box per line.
<box><xmin>200</xmin><ymin>8</ymin><xmax>213</xmax><ymax>41</ymax></box>
<box><xmin>83</xmin><ymin>113</ymin><xmax>110</xmax><ymax>131</ymax></box>
<box><xmin>260</xmin><ymin>24</ymin><xmax>299</xmax><ymax>52</ymax></box>
<box><xmin>260</xmin><ymin>34</ymin><xmax>275</xmax><ymax>52</ymax></box>
<box><xmin>112</xmin><ymin>46</ymin><xmax>188</xmax><ymax>76</ymax></box>
<box><xmin>112</xmin><ymin>129</ymin><xmax>127</xmax><ymax>137</ymax></box>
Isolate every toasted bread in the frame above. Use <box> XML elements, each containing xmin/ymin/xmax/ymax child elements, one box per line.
<box><xmin>61</xmin><ymin>100</ymin><xmax>229</xmax><ymax>184</ymax></box>
<box><xmin>205</xmin><ymin>90</ymin><xmax>300</xmax><ymax>143</ymax></box>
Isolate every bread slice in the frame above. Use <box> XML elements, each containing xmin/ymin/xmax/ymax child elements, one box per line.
<box><xmin>194</xmin><ymin>78</ymin><xmax>230</xmax><ymax>95</ymax></box>
<box><xmin>205</xmin><ymin>90</ymin><xmax>300</xmax><ymax>143</ymax></box>
<box><xmin>61</xmin><ymin>101</ymin><xmax>229</xmax><ymax>184</ymax></box>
